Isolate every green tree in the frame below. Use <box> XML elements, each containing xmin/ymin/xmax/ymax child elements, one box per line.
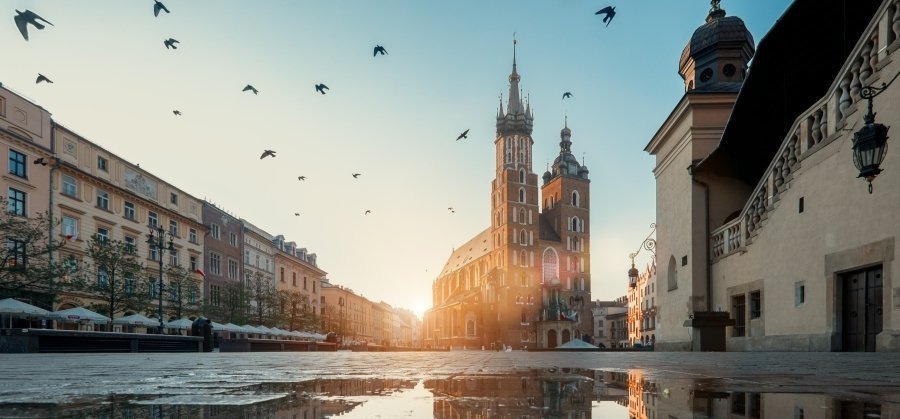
<box><xmin>248</xmin><ymin>272</ymin><xmax>276</xmax><ymax>326</ymax></box>
<box><xmin>165</xmin><ymin>265</ymin><xmax>202</xmax><ymax>320</ymax></box>
<box><xmin>204</xmin><ymin>280</ymin><xmax>249</xmax><ymax>325</ymax></box>
<box><xmin>78</xmin><ymin>235</ymin><xmax>149</xmax><ymax>319</ymax></box>
<box><xmin>0</xmin><ymin>197</ymin><xmax>65</xmax><ymax>301</ymax></box>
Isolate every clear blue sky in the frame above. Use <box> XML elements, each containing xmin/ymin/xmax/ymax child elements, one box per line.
<box><xmin>4</xmin><ymin>0</ymin><xmax>792</xmax><ymax>316</ymax></box>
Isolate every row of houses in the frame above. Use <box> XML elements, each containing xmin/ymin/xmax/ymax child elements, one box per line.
<box><xmin>0</xmin><ymin>83</ymin><xmax>419</xmax><ymax>343</ymax></box>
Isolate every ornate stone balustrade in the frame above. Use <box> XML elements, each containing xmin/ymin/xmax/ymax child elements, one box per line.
<box><xmin>710</xmin><ymin>0</ymin><xmax>899</xmax><ymax>262</ymax></box>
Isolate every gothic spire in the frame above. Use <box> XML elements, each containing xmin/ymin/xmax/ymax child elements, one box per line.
<box><xmin>507</xmin><ymin>37</ymin><xmax>523</xmax><ymax>115</ymax></box>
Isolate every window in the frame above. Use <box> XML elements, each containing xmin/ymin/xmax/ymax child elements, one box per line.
<box><xmin>96</xmin><ymin>190</ymin><xmax>110</xmax><ymax>211</ymax></box>
<box><xmin>189</xmin><ymin>228</ymin><xmax>198</xmax><ymax>243</ymax></box>
<box><xmin>210</xmin><ymin>253</ymin><xmax>221</xmax><ymax>275</ymax></box>
<box><xmin>570</xmin><ymin>217</ymin><xmax>579</xmax><ymax>232</ymax></box>
<box><xmin>228</xmin><ymin>259</ymin><xmax>238</xmax><ymax>279</ymax></box>
<box><xmin>732</xmin><ymin>295</ymin><xmax>746</xmax><ymax>337</ymax></box>
<box><xmin>518</xmin><ymin>168</ymin><xmax>525</xmax><ymax>183</ymax></box>
<box><xmin>148</xmin><ymin>211</ymin><xmax>158</xmax><ymax>228</ymax></box>
<box><xmin>63</xmin><ymin>216</ymin><xmax>78</xmax><ymax>239</ymax></box>
<box><xmin>210</xmin><ymin>224</ymin><xmax>220</xmax><ymax>239</ymax></box>
<box><xmin>292</xmin><ymin>272</ymin><xmax>297</xmax><ymax>286</ymax></box>
<box><xmin>795</xmin><ymin>282</ymin><xmax>805</xmax><ymax>306</ymax></box>
<box><xmin>280</xmin><ymin>267</ymin><xmax>285</xmax><ymax>282</ymax></box>
<box><xmin>150</xmin><ymin>245</ymin><xmax>158</xmax><ymax>261</ymax></box>
<box><xmin>6</xmin><ymin>239</ymin><xmax>25</xmax><ymax>269</ymax></box>
<box><xmin>8</xmin><ymin>149</ymin><xmax>26</xmax><ymax>178</ymax></box>
<box><xmin>124</xmin><ymin>235</ymin><xmax>137</xmax><ymax>254</ymax></box>
<box><xmin>749</xmin><ymin>291</ymin><xmax>761</xmax><ymax>319</ymax></box>
<box><xmin>313</xmin><ymin>281</ymin><xmax>316</xmax><ymax>293</ymax></box>
<box><xmin>124</xmin><ymin>201</ymin><xmax>135</xmax><ymax>220</ymax></box>
<box><xmin>189</xmin><ymin>255</ymin><xmax>197</xmax><ymax>271</ymax></box>
<box><xmin>169</xmin><ymin>219</ymin><xmax>178</xmax><ymax>236</ymax></box>
<box><xmin>304</xmin><ymin>276</ymin><xmax>308</xmax><ymax>290</ymax></box>
<box><xmin>169</xmin><ymin>249</ymin><xmax>179</xmax><ymax>266</ymax></box>
<box><xmin>518</xmin><ymin>188</ymin><xmax>525</xmax><ymax>203</ymax></box>
<box><xmin>97</xmin><ymin>156</ymin><xmax>108</xmax><ymax>172</ymax></box>
<box><xmin>229</xmin><ymin>232</ymin><xmax>237</xmax><ymax>247</ymax></box>
<box><xmin>210</xmin><ymin>284</ymin><xmax>220</xmax><ymax>306</ymax></box>
<box><xmin>62</xmin><ymin>174</ymin><xmax>78</xmax><ymax>197</ymax></box>
<box><xmin>7</xmin><ymin>188</ymin><xmax>25</xmax><ymax>216</ymax></box>
<box><xmin>124</xmin><ymin>272</ymin><xmax>134</xmax><ymax>295</ymax></box>
<box><xmin>170</xmin><ymin>192</ymin><xmax>178</xmax><ymax>205</ymax></box>
<box><xmin>542</xmin><ymin>248</ymin><xmax>559</xmax><ymax>283</ymax></box>
<box><xmin>96</xmin><ymin>227</ymin><xmax>110</xmax><ymax>244</ymax></box>
<box><xmin>667</xmin><ymin>255</ymin><xmax>678</xmax><ymax>291</ymax></box>
<box><xmin>97</xmin><ymin>265</ymin><xmax>109</xmax><ymax>287</ymax></box>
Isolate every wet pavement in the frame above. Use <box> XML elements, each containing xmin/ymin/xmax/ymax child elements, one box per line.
<box><xmin>1</xmin><ymin>351</ymin><xmax>899</xmax><ymax>418</ymax></box>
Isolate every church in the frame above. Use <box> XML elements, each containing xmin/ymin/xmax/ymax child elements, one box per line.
<box><xmin>422</xmin><ymin>45</ymin><xmax>592</xmax><ymax>350</ymax></box>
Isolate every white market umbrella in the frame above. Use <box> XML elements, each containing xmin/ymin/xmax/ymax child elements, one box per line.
<box><xmin>0</xmin><ymin>298</ymin><xmax>50</xmax><ymax>317</ymax></box>
<box><xmin>556</xmin><ymin>339</ymin><xmax>599</xmax><ymax>350</ymax></box>
<box><xmin>113</xmin><ymin>313</ymin><xmax>160</xmax><ymax>327</ymax></box>
<box><xmin>222</xmin><ymin>323</ymin><xmax>243</xmax><ymax>332</ymax></box>
<box><xmin>49</xmin><ymin>306</ymin><xmax>111</xmax><ymax>324</ymax></box>
<box><xmin>166</xmin><ymin>318</ymin><xmax>195</xmax><ymax>330</ymax></box>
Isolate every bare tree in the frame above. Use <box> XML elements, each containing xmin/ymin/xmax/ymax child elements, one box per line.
<box><xmin>248</xmin><ymin>271</ymin><xmax>276</xmax><ymax>326</ymax></box>
<box><xmin>77</xmin><ymin>235</ymin><xmax>149</xmax><ymax>319</ymax></box>
<box><xmin>0</xmin><ymin>197</ymin><xmax>65</xmax><ymax>301</ymax></box>
<box><xmin>165</xmin><ymin>265</ymin><xmax>202</xmax><ymax>320</ymax></box>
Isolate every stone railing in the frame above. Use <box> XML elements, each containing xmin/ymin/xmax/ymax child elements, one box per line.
<box><xmin>711</xmin><ymin>0</ymin><xmax>899</xmax><ymax>262</ymax></box>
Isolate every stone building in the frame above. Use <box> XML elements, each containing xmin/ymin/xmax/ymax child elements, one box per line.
<box><xmin>272</xmin><ymin>234</ymin><xmax>325</xmax><ymax>327</ymax></box>
<box><xmin>202</xmin><ymin>202</ymin><xmax>243</xmax><ymax>320</ymax></box>
<box><xmin>241</xmin><ymin>219</ymin><xmax>276</xmax><ymax>318</ymax></box>
<box><xmin>52</xmin><ymin>125</ymin><xmax>205</xmax><ymax>316</ymax></box>
<box><xmin>423</xmin><ymin>44</ymin><xmax>592</xmax><ymax>350</ymax></box>
<box><xmin>627</xmin><ymin>262</ymin><xmax>657</xmax><ymax>347</ymax></box>
<box><xmin>321</xmin><ymin>281</ymin><xmax>372</xmax><ymax>344</ymax></box>
<box><xmin>590</xmin><ymin>298</ymin><xmax>628</xmax><ymax>349</ymax></box>
<box><xmin>647</xmin><ymin>0</ymin><xmax>900</xmax><ymax>351</ymax></box>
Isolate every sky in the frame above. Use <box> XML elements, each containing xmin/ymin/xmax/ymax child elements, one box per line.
<box><xmin>4</xmin><ymin>0</ymin><xmax>793</xmax><ymax>317</ymax></box>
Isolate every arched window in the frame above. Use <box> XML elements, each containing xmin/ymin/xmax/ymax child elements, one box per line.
<box><xmin>548</xmin><ymin>329</ymin><xmax>558</xmax><ymax>348</ymax></box>
<box><xmin>521</xmin><ymin>309</ymin><xmax>527</xmax><ymax>323</ymax></box>
<box><xmin>542</xmin><ymin>248</ymin><xmax>559</xmax><ymax>283</ymax></box>
<box><xmin>570</xmin><ymin>217</ymin><xmax>579</xmax><ymax>232</ymax></box>
<box><xmin>519</xmin><ymin>230</ymin><xmax>526</xmax><ymax>245</ymax></box>
<box><xmin>519</xmin><ymin>168</ymin><xmax>526</xmax><ymax>183</ymax></box>
<box><xmin>667</xmin><ymin>255</ymin><xmax>678</xmax><ymax>291</ymax></box>
<box><xmin>561</xmin><ymin>329</ymin><xmax>571</xmax><ymax>344</ymax></box>
<box><xmin>518</xmin><ymin>188</ymin><xmax>525</xmax><ymax>203</ymax></box>
<box><xmin>571</xmin><ymin>190</ymin><xmax>580</xmax><ymax>207</ymax></box>
<box><xmin>520</xmin><ymin>250</ymin><xmax>527</xmax><ymax>267</ymax></box>
<box><xmin>519</xmin><ymin>209</ymin><xmax>526</xmax><ymax>225</ymax></box>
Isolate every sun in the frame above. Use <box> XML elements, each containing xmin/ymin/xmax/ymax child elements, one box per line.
<box><xmin>411</xmin><ymin>300</ymin><xmax>430</xmax><ymax>319</ymax></box>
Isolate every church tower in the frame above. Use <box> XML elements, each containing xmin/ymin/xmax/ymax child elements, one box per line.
<box><xmin>488</xmin><ymin>39</ymin><xmax>542</xmax><ymax>347</ymax></box>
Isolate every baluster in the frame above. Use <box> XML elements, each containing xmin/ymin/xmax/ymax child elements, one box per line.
<box><xmin>787</xmin><ymin>135</ymin><xmax>798</xmax><ymax>168</ymax></box>
<box><xmin>793</xmin><ymin>136</ymin><xmax>801</xmax><ymax>167</ymax></box>
<box><xmin>773</xmin><ymin>158</ymin><xmax>785</xmax><ymax>192</ymax></box>
<box><xmin>850</xmin><ymin>64</ymin><xmax>862</xmax><ymax>102</ymax></box>
<box><xmin>860</xmin><ymin>42</ymin><xmax>873</xmax><ymax>82</ymax></box>
<box><xmin>820</xmin><ymin>107</ymin><xmax>829</xmax><ymax>139</ymax></box>
<box><xmin>839</xmin><ymin>76</ymin><xmax>852</xmax><ymax>120</ymax></box>
<box><xmin>810</xmin><ymin>112</ymin><xmax>822</xmax><ymax>145</ymax></box>
<box><xmin>869</xmin><ymin>35</ymin><xmax>879</xmax><ymax>75</ymax></box>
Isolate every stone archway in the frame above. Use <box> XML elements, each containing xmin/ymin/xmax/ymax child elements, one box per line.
<box><xmin>562</xmin><ymin>329</ymin><xmax>571</xmax><ymax>344</ymax></box>
<box><xmin>547</xmin><ymin>329</ymin><xmax>558</xmax><ymax>348</ymax></box>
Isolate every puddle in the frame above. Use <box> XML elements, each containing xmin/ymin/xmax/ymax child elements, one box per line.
<box><xmin>0</xmin><ymin>370</ymin><xmax>897</xmax><ymax>418</ymax></box>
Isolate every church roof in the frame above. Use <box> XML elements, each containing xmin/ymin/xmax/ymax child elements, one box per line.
<box><xmin>439</xmin><ymin>228</ymin><xmax>492</xmax><ymax>277</ymax></box>
<box><xmin>539</xmin><ymin>214</ymin><xmax>561</xmax><ymax>242</ymax></box>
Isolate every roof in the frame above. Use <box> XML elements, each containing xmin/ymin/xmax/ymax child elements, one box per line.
<box><xmin>538</xmin><ymin>214</ymin><xmax>561</xmax><ymax>242</ymax></box>
<box><xmin>439</xmin><ymin>228</ymin><xmax>492</xmax><ymax>277</ymax></box>
<box><xmin>694</xmin><ymin>0</ymin><xmax>884</xmax><ymax>183</ymax></box>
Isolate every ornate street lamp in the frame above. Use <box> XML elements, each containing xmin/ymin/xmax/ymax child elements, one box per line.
<box><xmin>627</xmin><ymin>223</ymin><xmax>657</xmax><ymax>288</ymax></box>
<box><xmin>147</xmin><ymin>225</ymin><xmax>175</xmax><ymax>332</ymax></box>
<box><xmin>852</xmin><ymin>83</ymin><xmax>891</xmax><ymax>194</ymax></box>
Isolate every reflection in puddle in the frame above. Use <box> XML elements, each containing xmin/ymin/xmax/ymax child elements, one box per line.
<box><xmin>1</xmin><ymin>370</ymin><xmax>896</xmax><ymax>418</ymax></box>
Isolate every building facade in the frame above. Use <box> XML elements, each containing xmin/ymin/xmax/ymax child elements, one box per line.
<box><xmin>590</xmin><ymin>298</ymin><xmax>628</xmax><ymax>349</ymax></box>
<box><xmin>272</xmin><ymin>234</ymin><xmax>325</xmax><ymax>329</ymax></box>
<box><xmin>627</xmin><ymin>262</ymin><xmax>657</xmax><ymax>347</ymax></box>
<box><xmin>424</xmin><ymin>45</ymin><xmax>592</xmax><ymax>349</ymax></box>
<box><xmin>202</xmin><ymin>202</ymin><xmax>243</xmax><ymax>321</ymax></box>
<box><xmin>648</xmin><ymin>0</ymin><xmax>900</xmax><ymax>351</ymax></box>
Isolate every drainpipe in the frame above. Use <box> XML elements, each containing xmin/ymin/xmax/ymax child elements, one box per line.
<box><xmin>688</xmin><ymin>164</ymin><xmax>711</xmax><ymax>311</ymax></box>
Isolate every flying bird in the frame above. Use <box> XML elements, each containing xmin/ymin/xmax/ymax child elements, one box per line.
<box><xmin>173</xmin><ymin>110</ymin><xmax>182</xmax><ymax>116</ymax></box>
<box><xmin>33</xmin><ymin>157</ymin><xmax>48</xmax><ymax>166</ymax></box>
<box><xmin>153</xmin><ymin>0</ymin><xmax>170</xmax><ymax>17</ymax></box>
<box><xmin>315</xmin><ymin>84</ymin><xmax>329</xmax><ymax>94</ymax></box>
<box><xmin>164</xmin><ymin>38</ymin><xmax>179</xmax><ymax>49</ymax></box>
<box><xmin>365</xmin><ymin>210</ymin><xmax>372</xmax><ymax>215</ymax></box>
<box><xmin>595</xmin><ymin>6</ymin><xmax>616</xmax><ymax>26</ymax></box>
<box><xmin>297</xmin><ymin>176</ymin><xmax>306</xmax><ymax>181</ymax></box>
<box><xmin>35</xmin><ymin>74</ymin><xmax>52</xmax><ymax>84</ymax></box>
<box><xmin>260</xmin><ymin>150</ymin><xmax>276</xmax><ymax>159</ymax></box>
<box><xmin>448</xmin><ymin>207</ymin><xmax>455</xmax><ymax>213</ymax></box>
<box><xmin>562</xmin><ymin>92</ymin><xmax>573</xmax><ymax>99</ymax></box>
<box><xmin>294</xmin><ymin>212</ymin><xmax>300</xmax><ymax>216</ymax></box>
<box><xmin>456</xmin><ymin>129</ymin><xmax>470</xmax><ymax>141</ymax></box>
<box><xmin>243</xmin><ymin>84</ymin><xmax>258</xmax><ymax>95</ymax></box>
<box><xmin>14</xmin><ymin>10</ymin><xmax>53</xmax><ymax>41</ymax></box>
<box><xmin>373</xmin><ymin>45</ymin><xmax>388</xmax><ymax>56</ymax></box>
<box><xmin>352</xmin><ymin>173</ymin><xmax>361</xmax><ymax>178</ymax></box>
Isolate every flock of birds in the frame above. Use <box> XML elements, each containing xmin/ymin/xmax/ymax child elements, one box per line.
<box><xmin>12</xmin><ymin>1</ymin><xmax>619</xmax><ymax>219</ymax></box>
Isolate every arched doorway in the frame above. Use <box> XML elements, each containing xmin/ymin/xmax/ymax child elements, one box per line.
<box><xmin>562</xmin><ymin>329</ymin><xmax>571</xmax><ymax>344</ymax></box>
<box><xmin>547</xmin><ymin>329</ymin><xmax>558</xmax><ymax>348</ymax></box>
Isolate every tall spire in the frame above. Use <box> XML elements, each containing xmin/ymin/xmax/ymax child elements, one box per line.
<box><xmin>507</xmin><ymin>35</ymin><xmax>522</xmax><ymax>115</ymax></box>
<box><xmin>496</xmin><ymin>36</ymin><xmax>533</xmax><ymax>136</ymax></box>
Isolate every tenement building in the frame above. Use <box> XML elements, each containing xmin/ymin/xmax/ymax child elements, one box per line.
<box><xmin>647</xmin><ymin>0</ymin><xmax>900</xmax><ymax>351</ymax></box>
<box><xmin>423</xmin><ymin>44</ymin><xmax>592</xmax><ymax>349</ymax></box>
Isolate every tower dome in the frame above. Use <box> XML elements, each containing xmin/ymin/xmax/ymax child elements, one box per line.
<box><xmin>679</xmin><ymin>0</ymin><xmax>755</xmax><ymax>92</ymax></box>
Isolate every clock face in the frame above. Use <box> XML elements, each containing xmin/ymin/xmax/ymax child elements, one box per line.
<box><xmin>700</xmin><ymin>68</ymin><xmax>714</xmax><ymax>82</ymax></box>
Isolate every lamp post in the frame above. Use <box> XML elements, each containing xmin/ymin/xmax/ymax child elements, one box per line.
<box><xmin>146</xmin><ymin>225</ymin><xmax>175</xmax><ymax>332</ymax></box>
<box><xmin>627</xmin><ymin>223</ymin><xmax>657</xmax><ymax>288</ymax></box>
<box><xmin>852</xmin><ymin>83</ymin><xmax>891</xmax><ymax>194</ymax></box>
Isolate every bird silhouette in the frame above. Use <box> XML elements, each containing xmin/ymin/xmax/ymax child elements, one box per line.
<box><xmin>173</xmin><ymin>110</ymin><xmax>182</xmax><ymax>116</ymax></box>
<box><xmin>448</xmin><ymin>207</ymin><xmax>455</xmax><ymax>213</ymax></box>
<box><xmin>294</xmin><ymin>212</ymin><xmax>300</xmax><ymax>216</ymax></box>
<box><xmin>164</xmin><ymin>38</ymin><xmax>179</xmax><ymax>49</ymax></box>
<box><xmin>456</xmin><ymin>129</ymin><xmax>470</xmax><ymax>141</ymax></box>
<box><xmin>595</xmin><ymin>6</ymin><xmax>616</xmax><ymax>26</ymax></box>
<box><xmin>373</xmin><ymin>45</ymin><xmax>388</xmax><ymax>56</ymax></box>
<box><xmin>14</xmin><ymin>10</ymin><xmax>53</xmax><ymax>41</ymax></box>
<box><xmin>35</xmin><ymin>74</ymin><xmax>53</xmax><ymax>84</ymax></box>
<box><xmin>153</xmin><ymin>0</ymin><xmax>170</xmax><ymax>17</ymax></box>
<box><xmin>562</xmin><ymin>92</ymin><xmax>573</xmax><ymax>99</ymax></box>
<box><xmin>243</xmin><ymin>84</ymin><xmax>258</xmax><ymax>95</ymax></box>
<box><xmin>297</xmin><ymin>176</ymin><xmax>306</xmax><ymax>181</ymax></box>
<box><xmin>352</xmin><ymin>173</ymin><xmax>361</xmax><ymax>178</ymax></box>
<box><xmin>260</xmin><ymin>150</ymin><xmax>276</xmax><ymax>159</ymax></box>
<box><xmin>33</xmin><ymin>157</ymin><xmax>48</xmax><ymax>166</ymax></box>
<box><xmin>315</xmin><ymin>84</ymin><xmax>329</xmax><ymax>94</ymax></box>
<box><xmin>365</xmin><ymin>210</ymin><xmax>372</xmax><ymax>215</ymax></box>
